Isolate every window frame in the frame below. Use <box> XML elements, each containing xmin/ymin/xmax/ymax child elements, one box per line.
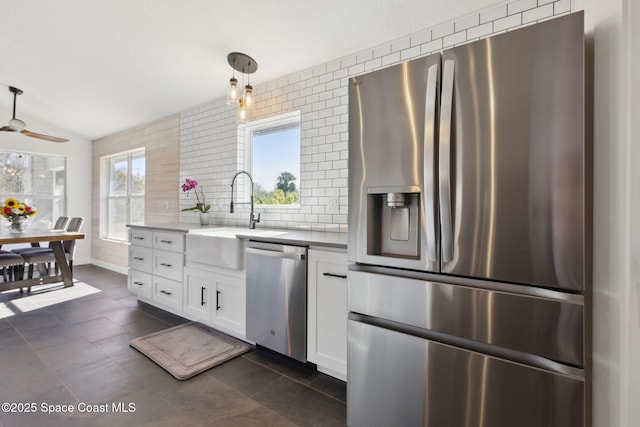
<box><xmin>101</xmin><ymin>148</ymin><xmax>145</xmax><ymax>241</ymax></box>
<box><xmin>0</xmin><ymin>150</ymin><xmax>67</xmax><ymax>230</ymax></box>
<box><xmin>240</xmin><ymin>111</ymin><xmax>301</xmax><ymax>208</ymax></box>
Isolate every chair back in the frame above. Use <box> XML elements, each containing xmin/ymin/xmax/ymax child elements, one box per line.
<box><xmin>53</xmin><ymin>216</ymin><xmax>70</xmax><ymax>230</ymax></box>
<box><xmin>63</xmin><ymin>217</ymin><xmax>85</xmax><ymax>259</ymax></box>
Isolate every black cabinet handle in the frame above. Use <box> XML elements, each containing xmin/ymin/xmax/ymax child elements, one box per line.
<box><xmin>133</xmin><ymin>236</ymin><xmax>145</xmax><ymax>240</ymax></box>
<box><xmin>159</xmin><ymin>263</ymin><xmax>172</xmax><ymax>267</ymax></box>
<box><xmin>216</xmin><ymin>290</ymin><xmax>221</xmax><ymax>311</ymax></box>
<box><xmin>201</xmin><ymin>286</ymin><xmax>206</xmax><ymax>306</ymax></box>
<box><xmin>160</xmin><ymin>290</ymin><xmax>172</xmax><ymax>296</ymax></box>
<box><xmin>323</xmin><ymin>272</ymin><xmax>347</xmax><ymax>279</ymax></box>
<box><xmin>133</xmin><ymin>281</ymin><xmax>144</xmax><ymax>286</ymax></box>
<box><xmin>133</xmin><ymin>256</ymin><xmax>144</xmax><ymax>261</ymax></box>
<box><xmin>159</xmin><ymin>239</ymin><xmax>173</xmax><ymax>244</ymax></box>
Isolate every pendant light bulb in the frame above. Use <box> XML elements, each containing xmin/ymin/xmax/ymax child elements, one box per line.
<box><xmin>226</xmin><ymin>77</ymin><xmax>238</xmax><ymax>105</ymax></box>
<box><xmin>237</xmin><ymin>98</ymin><xmax>248</xmax><ymax>123</ymax></box>
<box><xmin>244</xmin><ymin>84</ymin><xmax>254</xmax><ymax>109</ymax></box>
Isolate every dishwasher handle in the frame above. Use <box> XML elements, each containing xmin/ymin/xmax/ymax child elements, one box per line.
<box><xmin>246</xmin><ymin>246</ymin><xmax>305</xmax><ymax>261</ymax></box>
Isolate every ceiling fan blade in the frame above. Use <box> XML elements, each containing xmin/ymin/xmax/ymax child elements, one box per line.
<box><xmin>0</xmin><ymin>126</ymin><xmax>13</xmax><ymax>132</ymax></box>
<box><xmin>21</xmin><ymin>129</ymin><xmax>69</xmax><ymax>143</ymax></box>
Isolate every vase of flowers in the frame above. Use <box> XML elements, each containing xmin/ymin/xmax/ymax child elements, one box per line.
<box><xmin>1</xmin><ymin>198</ymin><xmax>37</xmax><ymax>233</ymax></box>
<box><xmin>181</xmin><ymin>178</ymin><xmax>211</xmax><ymax>225</ymax></box>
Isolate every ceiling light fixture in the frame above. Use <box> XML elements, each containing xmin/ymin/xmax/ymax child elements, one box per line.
<box><xmin>226</xmin><ymin>52</ymin><xmax>258</xmax><ymax>123</ymax></box>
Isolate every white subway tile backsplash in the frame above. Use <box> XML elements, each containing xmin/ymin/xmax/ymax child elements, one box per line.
<box><xmin>443</xmin><ymin>31</ymin><xmax>468</xmax><ymax>48</ymax></box>
<box><xmin>432</xmin><ymin>21</ymin><xmax>455</xmax><ymax>39</ymax></box>
<box><xmin>411</xmin><ymin>30</ymin><xmax>432</xmax><ymax>46</ymax></box>
<box><xmin>365</xmin><ymin>57</ymin><xmax>382</xmax><ymax>71</ymax></box>
<box><xmin>494</xmin><ymin>13</ymin><xmax>523</xmax><ymax>32</ymax></box>
<box><xmin>179</xmin><ymin>0</ymin><xmax>572</xmax><ymax>232</ymax></box>
<box><xmin>455</xmin><ymin>13</ymin><xmax>480</xmax><ymax>32</ymax></box>
<box><xmin>555</xmin><ymin>0</ymin><xmax>571</xmax><ymax>14</ymax></box>
<box><xmin>381</xmin><ymin>51</ymin><xmax>401</xmax><ymax>66</ymax></box>
<box><xmin>373</xmin><ymin>44</ymin><xmax>391</xmax><ymax>58</ymax></box>
<box><xmin>421</xmin><ymin>39</ymin><xmax>443</xmax><ymax>55</ymax></box>
<box><xmin>391</xmin><ymin>38</ymin><xmax>411</xmax><ymax>53</ymax></box>
<box><xmin>523</xmin><ymin>4</ymin><xmax>554</xmax><ymax>23</ymax></box>
<box><xmin>481</xmin><ymin>4</ymin><xmax>508</xmax><ymax>23</ymax></box>
<box><xmin>357</xmin><ymin>50</ymin><xmax>374</xmax><ymax>64</ymax></box>
<box><xmin>508</xmin><ymin>0</ymin><xmax>537</xmax><ymax>15</ymax></box>
<box><xmin>401</xmin><ymin>46</ymin><xmax>421</xmax><ymax>61</ymax></box>
<box><xmin>467</xmin><ymin>22</ymin><xmax>494</xmax><ymax>40</ymax></box>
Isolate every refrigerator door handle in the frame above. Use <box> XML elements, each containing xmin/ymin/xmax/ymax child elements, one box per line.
<box><xmin>423</xmin><ymin>63</ymin><xmax>439</xmax><ymax>262</ymax></box>
<box><xmin>439</xmin><ymin>59</ymin><xmax>455</xmax><ymax>262</ymax></box>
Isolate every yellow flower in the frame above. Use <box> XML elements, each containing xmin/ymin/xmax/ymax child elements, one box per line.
<box><xmin>4</xmin><ymin>198</ymin><xmax>18</xmax><ymax>208</ymax></box>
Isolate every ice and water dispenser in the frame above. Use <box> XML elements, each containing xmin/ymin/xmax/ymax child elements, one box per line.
<box><xmin>367</xmin><ymin>187</ymin><xmax>421</xmax><ymax>259</ymax></box>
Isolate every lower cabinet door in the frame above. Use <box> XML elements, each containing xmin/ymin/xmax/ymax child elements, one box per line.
<box><xmin>183</xmin><ymin>267</ymin><xmax>246</xmax><ymax>337</ymax></box>
<box><xmin>183</xmin><ymin>269</ymin><xmax>212</xmax><ymax>322</ymax></box>
<box><xmin>212</xmin><ymin>274</ymin><xmax>245</xmax><ymax>336</ymax></box>
<box><xmin>308</xmin><ymin>249</ymin><xmax>348</xmax><ymax>380</ymax></box>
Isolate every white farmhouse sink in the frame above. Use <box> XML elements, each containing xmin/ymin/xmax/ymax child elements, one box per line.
<box><xmin>186</xmin><ymin>228</ymin><xmax>286</xmax><ymax>270</ymax></box>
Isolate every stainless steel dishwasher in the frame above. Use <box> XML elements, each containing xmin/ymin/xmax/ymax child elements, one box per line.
<box><xmin>245</xmin><ymin>240</ymin><xmax>308</xmax><ymax>362</ymax></box>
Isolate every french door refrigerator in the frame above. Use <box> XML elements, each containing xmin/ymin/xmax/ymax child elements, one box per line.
<box><xmin>347</xmin><ymin>12</ymin><xmax>589</xmax><ymax>427</ymax></box>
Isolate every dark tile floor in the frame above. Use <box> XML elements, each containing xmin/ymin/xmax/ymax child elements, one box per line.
<box><xmin>0</xmin><ymin>265</ymin><xmax>346</xmax><ymax>426</ymax></box>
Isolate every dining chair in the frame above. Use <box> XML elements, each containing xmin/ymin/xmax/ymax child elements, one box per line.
<box><xmin>11</xmin><ymin>216</ymin><xmax>70</xmax><ymax>255</ymax></box>
<box><xmin>0</xmin><ymin>252</ymin><xmax>25</xmax><ymax>290</ymax></box>
<box><xmin>21</xmin><ymin>217</ymin><xmax>84</xmax><ymax>291</ymax></box>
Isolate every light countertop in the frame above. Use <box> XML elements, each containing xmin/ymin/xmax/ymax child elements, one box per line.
<box><xmin>128</xmin><ymin>223</ymin><xmax>347</xmax><ymax>249</ymax></box>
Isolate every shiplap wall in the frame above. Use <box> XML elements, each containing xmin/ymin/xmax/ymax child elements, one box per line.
<box><xmin>179</xmin><ymin>0</ymin><xmax>572</xmax><ymax>232</ymax></box>
<box><xmin>92</xmin><ymin>114</ymin><xmax>180</xmax><ymax>272</ymax></box>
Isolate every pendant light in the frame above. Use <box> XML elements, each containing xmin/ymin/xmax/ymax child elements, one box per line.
<box><xmin>227</xmin><ymin>52</ymin><xmax>258</xmax><ymax>121</ymax></box>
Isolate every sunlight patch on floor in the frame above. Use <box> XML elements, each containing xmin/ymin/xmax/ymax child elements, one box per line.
<box><xmin>0</xmin><ymin>281</ymin><xmax>101</xmax><ymax>319</ymax></box>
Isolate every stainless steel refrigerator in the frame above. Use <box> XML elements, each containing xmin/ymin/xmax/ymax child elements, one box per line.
<box><xmin>347</xmin><ymin>12</ymin><xmax>589</xmax><ymax>427</ymax></box>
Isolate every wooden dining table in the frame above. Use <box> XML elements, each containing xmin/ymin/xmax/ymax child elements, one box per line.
<box><xmin>0</xmin><ymin>230</ymin><xmax>85</xmax><ymax>292</ymax></box>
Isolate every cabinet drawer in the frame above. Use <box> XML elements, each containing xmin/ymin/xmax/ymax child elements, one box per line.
<box><xmin>153</xmin><ymin>232</ymin><xmax>184</xmax><ymax>253</ymax></box>
<box><xmin>129</xmin><ymin>246</ymin><xmax>153</xmax><ymax>273</ymax></box>
<box><xmin>154</xmin><ymin>276</ymin><xmax>183</xmax><ymax>311</ymax></box>
<box><xmin>128</xmin><ymin>269</ymin><xmax>153</xmax><ymax>299</ymax></box>
<box><xmin>129</xmin><ymin>228</ymin><xmax>153</xmax><ymax>248</ymax></box>
<box><xmin>153</xmin><ymin>250</ymin><xmax>184</xmax><ymax>281</ymax></box>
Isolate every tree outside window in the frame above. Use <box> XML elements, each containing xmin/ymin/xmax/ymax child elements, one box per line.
<box><xmin>244</xmin><ymin>112</ymin><xmax>301</xmax><ymax>206</ymax></box>
<box><xmin>0</xmin><ymin>151</ymin><xmax>66</xmax><ymax>230</ymax></box>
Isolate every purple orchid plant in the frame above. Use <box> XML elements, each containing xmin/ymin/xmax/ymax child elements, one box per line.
<box><xmin>181</xmin><ymin>178</ymin><xmax>211</xmax><ymax>213</ymax></box>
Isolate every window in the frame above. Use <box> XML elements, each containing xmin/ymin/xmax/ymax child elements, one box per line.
<box><xmin>242</xmin><ymin>111</ymin><xmax>301</xmax><ymax>206</ymax></box>
<box><xmin>103</xmin><ymin>149</ymin><xmax>145</xmax><ymax>240</ymax></box>
<box><xmin>0</xmin><ymin>151</ymin><xmax>66</xmax><ymax>230</ymax></box>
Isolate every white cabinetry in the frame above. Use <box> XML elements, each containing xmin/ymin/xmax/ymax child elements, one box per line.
<box><xmin>307</xmin><ymin>248</ymin><xmax>348</xmax><ymax>381</ymax></box>
<box><xmin>128</xmin><ymin>228</ymin><xmax>184</xmax><ymax>312</ymax></box>
<box><xmin>128</xmin><ymin>226</ymin><xmax>248</xmax><ymax>341</ymax></box>
<box><xmin>183</xmin><ymin>267</ymin><xmax>245</xmax><ymax>337</ymax></box>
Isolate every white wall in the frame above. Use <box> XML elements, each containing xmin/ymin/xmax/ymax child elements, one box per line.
<box><xmin>625</xmin><ymin>1</ymin><xmax>640</xmax><ymax>424</ymax></box>
<box><xmin>579</xmin><ymin>0</ymin><xmax>640</xmax><ymax>425</ymax></box>
<box><xmin>0</xmin><ymin>115</ymin><xmax>92</xmax><ymax>265</ymax></box>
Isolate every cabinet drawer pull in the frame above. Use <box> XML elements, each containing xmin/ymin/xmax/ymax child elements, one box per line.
<box><xmin>133</xmin><ymin>236</ymin><xmax>145</xmax><ymax>240</ymax></box>
<box><xmin>216</xmin><ymin>290</ymin><xmax>221</xmax><ymax>311</ymax></box>
<box><xmin>201</xmin><ymin>286</ymin><xmax>206</xmax><ymax>306</ymax></box>
<box><xmin>133</xmin><ymin>256</ymin><xmax>145</xmax><ymax>261</ymax></box>
<box><xmin>159</xmin><ymin>263</ymin><xmax>172</xmax><ymax>267</ymax></box>
<box><xmin>323</xmin><ymin>272</ymin><xmax>347</xmax><ymax>279</ymax></box>
<box><xmin>159</xmin><ymin>239</ymin><xmax>173</xmax><ymax>244</ymax></box>
<box><xmin>160</xmin><ymin>290</ymin><xmax>173</xmax><ymax>296</ymax></box>
<box><xmin>133</xmin><ymin>281</ymin><xmax>144</xmax><ymax>286</ymax></box>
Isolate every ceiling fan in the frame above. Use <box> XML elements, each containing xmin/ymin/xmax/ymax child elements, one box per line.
<box><xmin>0</xmin><ymin>86</ymin><xmax>69</xmax><ymax>143</ymax></box>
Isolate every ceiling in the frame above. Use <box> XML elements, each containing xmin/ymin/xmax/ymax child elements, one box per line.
<box><xmin>0</xmin><ymin>0</ymin><xmax>502</xmax><ymax>141</ymax></box>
